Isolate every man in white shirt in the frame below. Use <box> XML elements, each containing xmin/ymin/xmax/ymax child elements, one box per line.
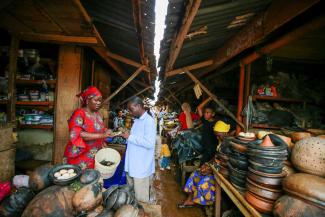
<box><xmin>121</xmin><ymin>97</ymin><xmax>156</xmax><ymax>203</ymax></box>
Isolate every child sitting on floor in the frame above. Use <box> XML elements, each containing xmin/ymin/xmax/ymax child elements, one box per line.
<box><xmin>160</xmin><ymin>138</ymin><xmax>171</xmax><ymax>171</ymax></box>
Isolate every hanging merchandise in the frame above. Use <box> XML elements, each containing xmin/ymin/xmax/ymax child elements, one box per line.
<box><xmin>193</xmin><ymin>83</ymin><xmax>202</xmax><ymax>99</ymax></box>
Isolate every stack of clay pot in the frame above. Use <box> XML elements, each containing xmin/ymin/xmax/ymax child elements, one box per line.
<box><xmin>215</xmin><ymin>137</ymin><xmax>232</xmax><ymax>179</ymax></box>
<box><xmin>227</xmin><ymin>134</ymin><xmax>256</xmax><ymax>194</ymax></box>
<box><xmin>273</xmin><ymin>137</ymin><xmax>325</xmax><ymax>217</ymax></box>
<box><xmin>245</xmin><ymin>134</ymin><xmax>288</xmax><ymax>214</ymax></box>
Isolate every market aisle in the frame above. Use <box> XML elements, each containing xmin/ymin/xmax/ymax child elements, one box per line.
<box><xmin>154</xmin><ymin>136</ymin><xmax>205</xmax><ymax>217</ymax></box>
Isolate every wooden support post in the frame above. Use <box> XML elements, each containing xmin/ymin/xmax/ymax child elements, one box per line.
<box><xmin>244</xmin><ymin>64</ymin><xmax>251</xmax><ymax>106</ymax></box>
<box><xmin>165</xmin><ymin>60</ymin><xmax>213</xmax><ymax>78</ymax></box>
<box><xmin>54</xmin><ymin>45</ymin><xmax>82</xmax><ymax>164</ymax></box>
<box><xmin>119</xmin><ymin>86</ymin><xmax>153</xmax><ymax>105</ymax></box>
<box><xmin>236</xmin><ymin>65</ymin><xmax>246</xmax><ymax>134</ymax></box>
<box><xmin>184</xmin><ymin>69</ymin><xmax>245</xmax><ymax>129</ymax></box>
<box><xmin>7</xmin><ymin>36</ymin><xmax>19</xmax><ymax>123</ymax></box>
<box><xmin>102</xmin><ymin>65</ymin><xmax>145</xmax><ymax>106</ymax></box>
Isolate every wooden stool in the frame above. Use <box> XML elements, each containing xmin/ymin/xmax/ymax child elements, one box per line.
<box><xmin>180</xmin><ymin>162</ymin><xmax>199</xmax><ymax>187</ymax></box>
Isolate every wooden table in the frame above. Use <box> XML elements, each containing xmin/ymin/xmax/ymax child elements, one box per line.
<box><xmin>211</xmin><ymin>165</ymin><xmax>262</xmax><ymax>217</ymax></box>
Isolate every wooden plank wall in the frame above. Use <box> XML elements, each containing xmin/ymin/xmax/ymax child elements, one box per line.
<box><xmin>53</xmin><ymin>45</ymin><xmax>82</xmax><ymax>164</ymax></box>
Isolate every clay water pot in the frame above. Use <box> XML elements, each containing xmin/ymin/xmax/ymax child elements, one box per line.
<box><xmin>291</xmin><ymin>137</ymin><xmax>325</xmax><ymax>177</ymax></box>
<box><xmin>260</xmin><ymin>135</ymin><xmax>274</xmax><ymax>147</ymax></box>
<box><xmin>282</xmin><ymin>173</ymin><xmax>325</xmax><ymax>208</ymax></box>
<box><xmin>245</xmin><ymin>191</ymin><xmax>274</xmax><ymax>214</ymax></box>
<box><xmin>230</xmin><ymin>141</ymin><xmax>248</xmax><ymax>153</ymax></box>
<box><xmin>290</xmin><ymin>132</ymin><xmax>311</xmax><ymax>142</ymax></box>
<box><xmin>273</xmin><ymin>195</ymin><xmax>325</xmax><ymax>217</ymax></box>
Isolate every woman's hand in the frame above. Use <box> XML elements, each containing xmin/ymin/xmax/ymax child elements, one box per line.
<box><xmin>103</xmin><ymin>129</ymin><xmax>112</xmax><ymax>138</ymax></box>
<box><xmin>121</xmin><ymin>132</ymin><xmax>130</xmax><ymax>139</ymax></box>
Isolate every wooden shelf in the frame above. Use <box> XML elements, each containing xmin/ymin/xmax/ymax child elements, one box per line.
<box><xmin>16</xmin><ymin>79</ymin><xmax>56</xmax><ymax>85</ymax></box>
<box><xmin>19</xmin><ymin>124</ymin><xmax>53</xmax><ymax>130</ymax></box>
<box><xmin>251</xmin><ymin>124</ymin><xmax>282</xmax><ymax>129</ymax></box>
<box><xmin>253</xmin><ymin>95</ymin><xmax>307</xmax><ymax>103</ymax></box>
<box><xmin>0</xmin><ymin>100</ymin><xmax>8</xmax><ymax>105</ymax></box>
<box><xmin>16</xmin><ymin>101</ymin><xmax>54</xmax><ymax>106</ymax></box>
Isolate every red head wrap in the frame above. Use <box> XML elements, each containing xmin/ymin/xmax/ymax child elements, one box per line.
<box><xmin>76</xmin><ymin>86</ymin><xmax>102</xmax><ymax>106</ymax></box>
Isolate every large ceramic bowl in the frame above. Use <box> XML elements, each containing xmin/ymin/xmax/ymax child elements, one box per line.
<box><xmin>49</xmin><ymin>164</ymin><xmax>82</xmax><ymax>186</ymax></box>
<box><xmin>291</xmin><ymin>137</ymin><xmax>325</xmax><ymax>177</ymax></box>
<box><xmin>245</xmin><ymin>191</ymin><xmax>274</xmax><ymax>214</ymax></box>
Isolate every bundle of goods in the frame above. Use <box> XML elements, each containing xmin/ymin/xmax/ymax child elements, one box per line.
<box><xmin>0</xmin><ymin>163</ymin><xmax>146</xmax><ymax>217</ymax></box>
<box><xmin>215</xmin><ymin>137</ymin><xmax>232</xmax><ymax>179</ymax></box>
<box><xmin>273</xmin><ymin>137</ymin><xmax>325</xmax><ymax>217</ymax></box>
<box><xmin>227</xmin><ymin>132</ymin><xmax>256</xmax><ymax>194</ymax></box>
<box><xmin>245</xmin><ymin>134</ymin><xmax>288</xmax><ymax>214</ymax></box>
<box><xmin>172</xmin><ymin>129</ymin><xmax>203</xmax><ymax>164</ymax></box>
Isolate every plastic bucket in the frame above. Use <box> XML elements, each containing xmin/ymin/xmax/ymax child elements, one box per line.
<box><xmin>95</xmin><ymin>148</ymin><xmax>121</xmax><ymax>179</ymax></box>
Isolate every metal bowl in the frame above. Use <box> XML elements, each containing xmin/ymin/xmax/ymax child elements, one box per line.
<box><xmin>48</xmin><ymin>164</ymin><xmax>82</xmax><ymax>186</ymax></box>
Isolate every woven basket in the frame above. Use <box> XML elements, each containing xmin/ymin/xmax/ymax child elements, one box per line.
<box><xmin>0</xmin><ymin>125</ymin><xmax>14</xmax><ymax>152</ymax></box>
<box><xmin>0</xmin><ymin>148</ymin><xmax>16</xmax><ymax>182</ymax></box>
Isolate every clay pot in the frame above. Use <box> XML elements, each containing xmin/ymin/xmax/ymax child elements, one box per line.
<box><xmin>291</xmin><ymin>137</ymin><xmax>325</xmax><ymax>177</ymax></box>
<box><xmin>260</xmin><ymin>135</ymin><xmax>274</xmax><ymax>147</ymax></box>
<box><xmin>290</xmin><ymin>132</ymin><xmax>311</xmax><ymax>142</ymax></box>
<box><xmin>274</xmin><ymin>134</ymin><xmax>293</xmax><ymax>149</ymax></box>
<box><xmin>245</xmin><ymin>191</ymin><xmax>274</xmax><ymax>214</ymax></box>
<box><xmin>28</xmin><ymin>164</ymin><xmax>53</xmax><ymax>192</ymax></box>
<box><xmin>247</xmin><ymin>168</ymin><xmax>286</xmax><ymax>188</ymax></box>
<box><xmin>114</xmin><ymin>205</ymin><xmax>139</xmax><ymax>217</ymax></box>
<box><xmin>282</xmin><ymin>173</ymin><xmax>325</xmax><ymax>208</ymax></box>
<box><xmin>230</xmin><ymin>141</ymin><xmax>247</xmax><ymax>153</ymax></box>
<box><xmin>219</xmin><ymin>165</ymin><xmax>229</xmax><ymax>178</ymax></box>
<box><xmin>229</xmin><ymin>157</ymin><xmax>248</xmax><ymax>170</ymax></box>
<box><xmin>22</xmin><ymin>186</ymin><xmax>75</xmax><ymax>217</ymax></box>
<box><xmin>246</xmin><ymin>178</ymin><xmax>282</xmax><ymax>201</ymax></box>
<box><xmin>273</xmin><ymin>195</ymin><xmax>325</xmax><ymax>217</ymax></box>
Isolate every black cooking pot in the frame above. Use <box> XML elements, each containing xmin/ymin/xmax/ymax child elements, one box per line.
<box><xmin>248</xmin><ymin>155</ymin><xmax>286</xmax><ymax>167</ymax></box>
<box><xmin>230</xmin><ymin>175</ymin><xmax>246</xmax><ymax>188</ymax></box>
<box><xmin>249</xmin><ymin>160</ymin><xmax>283</xmax><ymax>174</ymax></box>
<box><xmin>229</xmin><ymin>157</ymin><xmax>248</xmax><ymax>170</ymax></box>
<box><xmin>228</xmin><ymin>162</ymin><xmax>247</xmax><ymax>178</ymax></box>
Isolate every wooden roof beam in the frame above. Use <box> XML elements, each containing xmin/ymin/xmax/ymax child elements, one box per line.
<box><xmin>205</xmin><ymin>0</ymin><xmax>320</xmax><ymax>74</ymax></box>
<box><xmin>106</xmin><ymin>51</ymin><xmax>150</xmax><ymax>73</ymax></box>
<box><xmin>19</xmin><ymin>33</ymin><xmax>99</xmax><ymax>45</ymax></box>
<box><xmin>165</xmin><ymin>60</ymin><xmax>213</xmax><ymax>77</ymax></box>
<box><xmin>164</xmin><ymin>0</ymin><xmax>202</xmax><ymax>73</ymax></box>
<box><xmin>72</xmin><ymin>0</ymin><xmax>106</xmax><ymax>47</ymax></box>
<box><xmin>132</xmin><ymin>0</ymin><xmax>151</xmax><ymax>85</ymax></box>
<box><xmin>93</xmin><ymin>47</ymin><xmax>148</xmax><ymax>89</ymax></box>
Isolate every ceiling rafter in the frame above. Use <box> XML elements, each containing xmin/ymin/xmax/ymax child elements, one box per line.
<box><xmin>164</xmin><ymin>0</ymin><xmax>202</xmax><ymax>73</ymax></box>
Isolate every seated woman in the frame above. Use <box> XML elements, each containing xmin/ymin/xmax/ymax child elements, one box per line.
<box><xmin>63</xmin><ymin>86</ymin><xmax>112</xmax><ymax>170</ymax></box>
<box><xmin>179</xmin><ymin>118</ymin><xmax>231</xmax><ymax>208</ymax></box>
<box><xmin>178</xmin><ymin>102</ymin><xmax>199</xmax><ymax>130</ymax></box>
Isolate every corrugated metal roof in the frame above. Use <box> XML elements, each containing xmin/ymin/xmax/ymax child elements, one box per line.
<box><xmin>159</xmin><ymin>0</ymin><xmax>272</xmax><ymax>82</ymax></box>
<box><xmin>81</xmin><ymin>0</ymin><xmax>156</xmax><ymax>83</ymax></box>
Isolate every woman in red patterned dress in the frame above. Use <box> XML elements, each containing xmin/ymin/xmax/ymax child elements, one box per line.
<box><xmin>63</xmin><ymin>86</ymin><xmax>111</xmax><ymax>170</ymax></box>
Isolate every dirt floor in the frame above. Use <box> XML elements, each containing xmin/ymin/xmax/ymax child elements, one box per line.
<box><xmin>154</xmin><ymin>166</ymin><xmax>205</xmax><ymax>217</ymax></box>
<box><xmin>153</xmin><ymin>135</ymin><xmax>205</xmax><ymax>217</ymax></box>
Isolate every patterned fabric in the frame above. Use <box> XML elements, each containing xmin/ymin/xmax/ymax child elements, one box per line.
<box><xmin>184</xmin><ymin>170</ymin><xmax>216</xmax><ymax>205</ymax></box>
<box><xmin>76</xmin><ymin>86</ymin><xmax>102</xmax><ymax>106</ymax></box>
<box><xmin>63</xmin><ymin>108</ymin><xmax>105</xmax><ymax>170</ymax></box>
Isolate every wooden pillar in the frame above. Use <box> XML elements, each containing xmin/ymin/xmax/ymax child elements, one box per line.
<box><xmin>244</xmin><ymin>64</ymin><xmax>251</xmax><ymax>105</ymax></box>
<box><xmin>7</xmin><ymin>36</ymin><xmax>19</xmax><ymax>123</ymax></box>
<box><xmin>53</xmin><ymin>45</ymin><xmax>82</xmax><ymax>164</ymax></box>
<box><xmin>236</xmin><ymin>65</ymin><xmax>245</xmax><ymax>134</ymax></box>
